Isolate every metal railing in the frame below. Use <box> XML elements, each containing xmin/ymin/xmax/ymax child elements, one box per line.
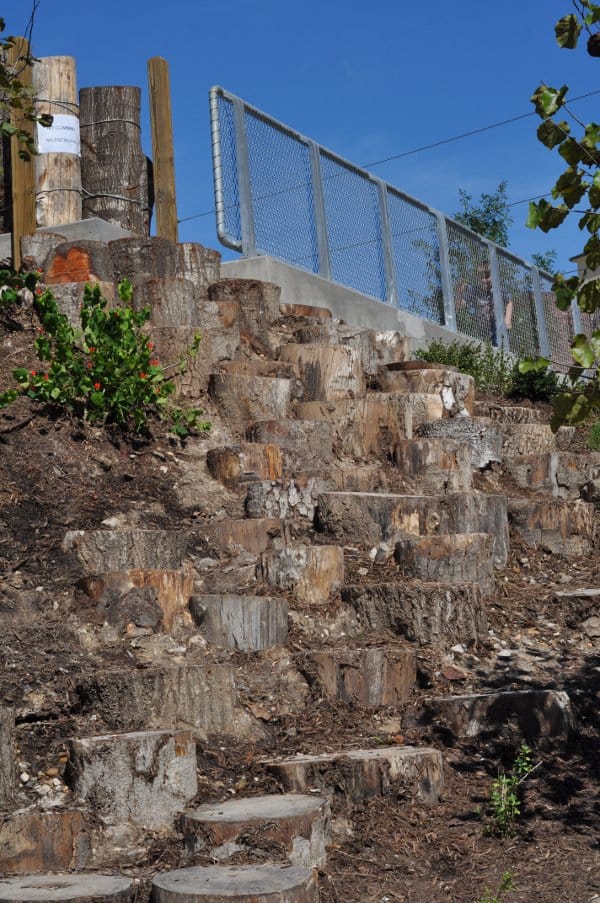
<box><xmin>209</xmin><ymin>85</ymin><xmax>588</xmax><ymax>367</ymax></box>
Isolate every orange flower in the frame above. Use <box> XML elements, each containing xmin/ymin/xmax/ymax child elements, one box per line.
<box><xmin>139</xmin><ymin>372</ymin><xmax>147</xmax><ymax>379</ymax></box>
<box><xmin>88</xmin><ymin>346</ymin><xmax>96</xmax><ymax>353</ymax></box>
<box><xmin>147</xmin><ymin>341</ymin><xmax>154</xmax><ymax>350</ymax></box>
<box><xmin>94</xmin><ymin>382</ymin><xmax>101</xmax><ymax>390</ymax></box>
<box><xmin>30</xmin><ymin>370</ymin><xmax>36</xmax><ymax>376</ymax></box>
<box><xmin>42</xmin><ymin>374</ymin><xmax>49</xmax><ymax>381</ymax></box>
<box><xmin>150</xmin><ymin>359</ymin><xmax>159</xmax><ymax>367</ymax></box>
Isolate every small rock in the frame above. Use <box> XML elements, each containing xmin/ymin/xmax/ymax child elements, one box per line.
<box><xmin>558</xmin><ymin>573</ymin><xmax>573</xmax><ymax>584</ymax></box>
<box><xmin>19</xmin><ymin>772</ymin><xmax>29</xmax><ymax>783</ymax></box>
<box><xmin>497</xmin><ymin>648</ymin><xmax>516</xmax><ymax>659</ymax></box>
<box><xmin>37</xmin><ymin>784</ymin><xmax>50</xmax><ymax>796</ymax></box>
<box><xmin>357</xmin><ymin>567</ymin><xmax>369</xmax><ymax>577</ymax></box>
<box><xmin>451</xmin><ymin>644</ymin><xmax>466</xmax><ymax>654</ymax></box>
<box><xmin>582</xmin><ymin>616</ymin><xmax>600</xmax><ymax>639</ymax></box>
<box><xmin>45</xmin><ymin>766</ymin><xmax>59</xmax><ymax>778</ymax></box>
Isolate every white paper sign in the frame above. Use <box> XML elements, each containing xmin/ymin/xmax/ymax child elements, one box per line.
<box><xmin>37</xmin><ymin>114</ymin><xmax>81</xmax><ymax>156</ymax></box>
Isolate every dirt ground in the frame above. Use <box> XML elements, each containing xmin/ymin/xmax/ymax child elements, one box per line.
<box><xmin>1</xmin><ymin>307</ymin><xmax>599</xmax><ymax>902</ymax></box>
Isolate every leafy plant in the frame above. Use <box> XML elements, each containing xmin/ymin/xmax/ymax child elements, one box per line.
<box><xmin>486</xmin><ymin>743</ymin><xmax>538</xmax><ymax>837</ymax></box>
<box><xmin>415</xmin><ymin>338</ymin><xmax>514</xmax><ymax>395</ymax></box>
<box><xmin>0</xmin><ymin>266</ymin><xmax>39</xmax><ymax>311</ymax></box>
<box><xmin>588</xmin><ymin>419</ymin><xmax>600</xmax><ymax>449</ymax></box>
<box><xmin>0</xmin><ymin>5</ymin><xmax>53</xmax><ymax>163</ymax></box>
<box><xmin>476</xmin><ymin>871</ymin><xmax>516</xmax><ymax>903</ymax></box>
<box><xmin>0</xmin><ymin>273</ymin><xmax>209</xmax><ymax>437</ymax></box>
<box><xmin>508</xmin><ymin>359</ymin><xmax>561</xmax><ymax>402</ymax></box>
<box><xmin>455</xmin><ymin>181</ymin><xmax>513</xmax><ymax>248</ymax></box>
<box><xmin>527</xmin><ymin>2</ymin><xmax>600</xmax><ymax>426</ymax></box>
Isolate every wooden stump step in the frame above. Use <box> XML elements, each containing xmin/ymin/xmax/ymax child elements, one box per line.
<box><xmin>264</xmin><ymin>746</ymin><xmax>443</xmax><ymax>808</ymax></box>
<box><xmin>79</xmin><ymin>568</ymin><xmax>193</xmax><ymax>633</ymax></box>
<box><xmin>0</xmin><ymin>874</ymin><xmax>134</xmax><ymax>901</ymax></box>
<box><xmin>259</xmin><ymin>545</ymin><xmax>344</xmax><ymax>605</ymax></box>
<box><xmin>418</xmin><ymin>689</ymin><xmax>575</xmax><ymax>740</ymax></box>
<box><xmin>62</xmin><ymin>529</ymin><xmax>193</xmax><ymax>574</ymax></box>
<box><xmin>395</xmin><ymin>533</ymin><xmax>494</xmax><ymax>591</ymax></box>
<box><xmin>306</xmin><ymin>645</ymin><xmax>416</xmax><ymax>705</ymax></box>
<box><xmin>379</xmin><ymin>366</ymin><xmax>474</xmax><ymax>416</ymax></box>
<box><xmin>207</xmin><ymin>443</ymin><xmax>283</xmax><ymax>487</ymax></box>
<box><xmin>152</xmin><ymin>864</ymin><xmax>318</xmax><ymax>902</ymax></box>
<box><xmin>392</xmin><ymin>438</ymin><xmax>473</xmax><ymax>494</ymax></box>
<box><xmin>418</xmin><ymin>417</ymin><xmax>503</xmax><ymax>469</ymax></box>
<box><xmin>508</xmin><ymin>497</ymin><xmax>596</xmax><ymax>555</ymax></box>
<box><xmin>180</xmin><ymin>793</ymin><xmax>330</xmax><ymax>868</ymax></box>
<box><xmin>189</xmin><ymin>593</ymin><xmax>288</xmax><ymax>651</ymax></box>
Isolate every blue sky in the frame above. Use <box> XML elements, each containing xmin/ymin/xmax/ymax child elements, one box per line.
<box><xmin>5</xmin><ymin>0</ymin><xmax>599</xmax><ymax>272</ymax></box>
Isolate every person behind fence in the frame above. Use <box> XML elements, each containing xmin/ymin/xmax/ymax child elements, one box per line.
<box><xmin>455</xmin><ymin>263</ymin><xmax>511</xmax><ymax>345</ymax></box>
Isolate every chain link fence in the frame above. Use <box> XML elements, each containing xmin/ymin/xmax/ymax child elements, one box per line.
<box><xmin>210</xmin><ymin>86</ymin><xmax>591</xmax><ymax>366</ymax></box>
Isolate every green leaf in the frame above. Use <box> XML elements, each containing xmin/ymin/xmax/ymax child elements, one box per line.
<box><xmin>531</xmin><ymin>84</ymin><xmax>568</xmax><ymax>117</ymax></box>
<box><xmin>559</xmin><ymin>138</ymin><xmax>587</xmax><ymax>166</ymax></box>
<box><xmin>578</xmin><ymin>277</ymin><xmax>600</xmax><ymax>312</ymax></box>
<box><xmin>571</xmin><ymin>334</ymin><xmax>595</xmax><ymax>368</ymax></box>
<box><xmin>553</xmin><ymin>168</ymin><xmax>587</xmax><ymax>208</ymax></box>
<box><xmin>537</xmin><ymin>119</ymin><xmax>570</xmax><ymax>149</ymax></box>
<box><xmin>553</xmin><ymin>273</ymin><xmax>579</xmax><ymax>309</ymax></box>
<box><xmin>527</xmin><ymin>199</ymin><xmax>569</xmax><ymax>233</ymax></box>
<box><xmin>518</xmin><ymin>356</ymin><xmax>550</xmax><ymax>373</ymax></box>
<box><xmin>555</xmin><ymin>14</ymin><xmax>582</xmax><ymax>48</ymax></box>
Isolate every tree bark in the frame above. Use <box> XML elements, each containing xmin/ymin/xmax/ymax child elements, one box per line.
<box><xmin>80</xmin><ymin>86</ymin><xmax>151</xmax><ymax>234</ymax></box>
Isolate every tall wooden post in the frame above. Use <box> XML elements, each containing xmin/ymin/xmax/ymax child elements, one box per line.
<box><xmin>8</xmin><ymin>37</ymin><xmax>36</xmax><ymax>270</ymax></box>
<box><xmin>33</xmin><ymin>56</ymin><xmax>82</xmax><ymax>227</ymax></box>
<box><xmin>147</xmin><ymin>57</ymin><xmax>178</xmax><ymax>243</ymax></box>
<box><xmin>80</xmin><ymin>86</ymin><xmax>151</xmax><ymax>235</ymax></box>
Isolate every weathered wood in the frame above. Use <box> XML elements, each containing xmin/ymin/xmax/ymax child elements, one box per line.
<box><xmin>210</xmin><ymin>372</ymin><xmax>294</xmax><ymax>427</ymax></box>
<box><xmin>80</xmin><ymin>86</ymin><xmax>151</xmax><ymax>234</ymax></box>
<box><xmin>33</xmin><ymin>56</ymin><xmax>82</xmax><ymax>227</ymax></box>
<box><xmin>8</xmin><ymin>38</ymin><xmax>35</xmax><ymax>269</ymax></box>
<box><xmin>152</xmin><ymin>865</ymin><xmax>319</xmax><ymax>903</ymax></box>
<box><xmin>418</xmin><ymin>417</ymin><xmax>503</xmax><ymax>469</ymax></box>
<box><xmin>205</xmin><ymin>518</ymin><xmax>281</xmax><ymax>555</ymax></box>
<box><xmin>148</xmin><ymin>57</ymin><xmax>178</xmax><ymax>242</ymax></box>
<box><xmin>20</xmin><ymin>230</ymin><xmax>68</xmax><ymax>271</ymax></box>
<box><xmin>67</xmin><ymin>730</ymin><xmax>197</xmax><ymax>830</ymax></box>
<box><xmin>109</xmin><ymin>235</ymin><xmax>176</xmax><ymax>281</ymax></box>
<box><xmin>0</xmin><ymin>133</ymin><xmax>11</xmax><ymax>234</ymax></box>
<box><xmin>247</xmin><ymin>419</ymin><xmax>334</xmax><ymax>476</ymax></box>
<box><xmin>380</xmin><ymin>365</ymin><xmax>475</xmax><ymax>416</ymax></box>
<box><xmin>207</xmin><ymin>443</ymin><xmax>283</xmax><ymax>487</ymax></box>
<box><xmin>0</xmin><ymin>874</ymin><xmax>134</xmax><ymax>902</ymax></box>
<box><xmin>50</xmin><ymin>280</ymin><xmax>117</xmax><ymax>326</ymax></box>
<box><xmin>144</xmin><ymin>325</ymin><xmax>213</xmax><ymax>400</ymax></box>
<box><xmin>395</xmin><ymin>533</ymin><xmax>494</xmax><ymax>590</ymax></box>
<box><xmin>279</xmin><ymin>342</ymin><xmax>365</xmax><ymax>401</ymax></box>
<box><xmin>180</xmin><ymin>794</ymin><xmax>330</xmax><ymax>868</ymax></box>
<box><xmin>418</xmin><ymin>690</ymin><xmax>575</xmax><ymax>741</ymax></box>
<box><xmin>246</xmin><ymin>478</ymin><xmax>331</xmax><ymax>522</ymax></box>
<box><xmin>295</xmin><ymin>396</ymin><xmax>413</xmax><ymax>458</ymax></box>
<box><xmin>75</xmin><ymin>664</ymin><xmax>250</xmax><ymax>738</ymax></box>
<box><xmin>307</xmin><ymin>646</ymin><xmax>416</xmax><ymax>705</ymax></box>
<box><xmin>134</xmin><ymin>276</ymin><xmax>198</xmax><ymax>326</ymax></box>
<box><xmin>0</xmin><ymin>811</ymin><xmax>89</xmax><ymax>875</ymax></box>
<box><xmin>62</xmin><ymin>528</ymin><xmax>192</xmax><ymax>573</ymax></box>
<box><xmin>260</xmin><ymin>544</ymin><xmax>344</xmax><ymax>605</ymax></box>
<box><xmin>265</xmin><ymin>746</ymin><xmax>443</xmax><ymax>808</ymax></box>
<box><xmin>507</xmin><ymin>497</ymin><xmax>596</xmax><ymax>555</ymax></box>
<box><xmin>0</xmin><ymin>705</ymin><xmax>14</xmax><ymax>809</ymax></box>
<box><xmin>44</xmin><ymin>239</ymin><xmax>114</xmax><ymax>284</ymax></box>
<box><xmin>79</xmin><ymin>568</ymin><xmax>194</xmax><ymax>632</ymax></box>
<box><xmin>392</xmin><ymin>438</ymin><xmax>473</xmax><ymax>494</ymax></box>
<box><xmin>343</xmin><ymin>581</ymin><xmax>487</xmax><ymax>648</ymax></box>
<box><xmin>176</xmin><ymin>242</ymin><xmax>221</xmax><ymax>297</ymax></box>
<box><xmin>190</xmin><ymin>593</ymin><xmax>288</xmax><ymax>651</ymax></box>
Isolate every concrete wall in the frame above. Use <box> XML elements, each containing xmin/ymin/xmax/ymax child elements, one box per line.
<box><xmin>222</xmin><ymin>256</ymin><xmax>464</xmax><ymax>352</ymax></box>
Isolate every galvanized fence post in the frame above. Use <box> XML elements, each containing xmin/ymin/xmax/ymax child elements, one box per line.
<box><xmin>435</xmin><ymin>213</ymin><xmax>456</xmax><ymax>332</ymax></box>
<box><xmin>531</xmin><ymin>267</ymin><xmax>550</xmax><ymax>358</ymax></box>
<box><xmin>308</xmin><ymin>141</ymin><xmax>331</xmax><ymax>280</ymax></box>
<box><xmin>375</xmin><ymin>179</ymin><xmax>397</xmax><ymax>308</ymax></box>
<box><xmin>571</xmin><ymin>298</ymin><xmax>583</xmax><ymax>336</ymax></box>
<box><xmin>232</xmin><ymin>97</ymin><xmax>256</xmax><ymax>258</ymax></box>
<box><xmin>487</xmin><ymin>243</ymin><xmax>509</xmax><ymax>348</ymax></box>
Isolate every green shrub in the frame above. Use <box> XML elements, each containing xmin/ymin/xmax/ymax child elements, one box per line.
<box><xmin>486</xmin><ymin>743</ymin><xmax>538</xmax><ymax>837</ymax></box>
<box><xmin>0</xmin><ymin>274</ymin><xmax>209</xmax><ymax>437</ymax></box>
<box><xmin>588</xmin><ymin>421</ymin><xmax>600</xmax><ymax>451</ymax></box>
<box><xmin>508</xmin><ymin>360</ymin><xmax>560</xmax><ymax>403</ymax></box>
<box><xmin>477</xmin><ymin>871</ymin><xmax>515</xmax><ymax>903</ymax></box>
<box><xmin>415</xmin><ymin>338</ymin><xmax>513</xmax><ymax>395</ymax></box>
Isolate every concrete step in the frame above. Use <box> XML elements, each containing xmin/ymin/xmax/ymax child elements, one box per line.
<box><xmin>418</xmin><ymin>417</ymin><xmax>503</xmax><ymax>469</ymax></box>
<box><xmin>0</xmin><ymin>810</ymin><xmax>89</xmax><ymax>875</ymax></box>
<box><xmin>395</xmin><ymin>533</ymin><xmax>494</xmax><ymax>592</ymax></box>
<box><xmin>152</xmin><ymin>865</ymin><xmax>318</xmax><ymax>902</ymax></box>
<box><xmin>180</xmin><ymin>793</ymin><xmax>330</xmax><ymax>868</ymax></box>
<box><xmin>295</xmin><ymin>395</ymin><xmax>413</xmax><ymax>458</ymax></box>
<box><xmin>392</xmin><ymin>438</ymin><xmax>473</xmax><ymax>494</ymax></box>
<box><xmin>379</xmin><ymin>364</ymin><xmax>474</xmax><ymax>416</ymax></box>
<box><xmin>259</xmin><ymin>545</ymin><xmax>344</xmax><ymax>605</ymax></box>
<box><xmin>316</xmin><ymin>490</ymin><xmax>509</xmax><ymax>568</ymax></box>
<box><xmin>505</xmin><ymin>451</ymin><xmax>600</xmax><ymax>499</ymax></box>
<box><xmin>62</xmin><ymin>529</ymin><xmax>193</xmax><ymax>573</ymax></box>
<box><xmin>246</xmin><ymin>478</ymin><xmax>331</xmax><ymax>522</ymax></box>
<box><xmin>279</xmin><ymin>342</ymin><xmax>365</xmax><ymax>400</ymax></box>
<box><xmin>189</xmin><ymin>593</ymin><xmax>288</xmax><ymax>651</ymax></box>
<box><xmin>304</xmin><ymin>645</ymin><xmax>416</xmax><ymax>705</ymax></box>
<box><xmin>207</xmin><ymin>443</ymin><xmax>283</xmax><ymax>488</ymax></box>
<box><xmin>66</xmin><ymin>730</ymin><xmax>197</xmax><ymax>832</ymax></box>
<box><xmin>78</xmin><ymin>568</ymin><xmax>193</xmax><ymax>633</ymax></box>
<box><xmin>0</xmin><ymin>874</ymin><xmax>134</xmax><ymax>902</ymax></box>
<box><xmin>508</xmin><ymin>497</ymin><xmax>596</xmax><ymax>555</ymax></box>
<box><xmin>417</xmin><ymin>689</ymin><xmax>575</xmax><ymax>740</ymax></box>
<box><xmin>342</xmin><ymin>581</ymin><xmax>487</xmax><ymax>648</ymax></box>
<box><xmin>264</xmin><ymin>745</ymin><xmax>443</xmax><ymax>808</ymax></box>
<box><xmin>246</xmin><ymin>419</ymin><xmax>334</xmax><ymax>477</ymax></box>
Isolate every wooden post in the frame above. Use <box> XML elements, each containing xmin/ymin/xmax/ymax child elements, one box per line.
<box><xmin>8</xmin><ymin>37</ymin><xmax>35</xmax><ymax>270</ymax></box>
<box><xmin>147</xmin><ymin>57</ymin><xmax>178</xmax><ymax>243</ymax></box>
<box><xmin>79</xmin><ymin>86</ymin><xmax>151</xmax><ymax>235</ymax></box>
<box><xmin>32</xmin><ymin>56</ymin><xmax>82</xmax><ymax>228</ymax></box>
